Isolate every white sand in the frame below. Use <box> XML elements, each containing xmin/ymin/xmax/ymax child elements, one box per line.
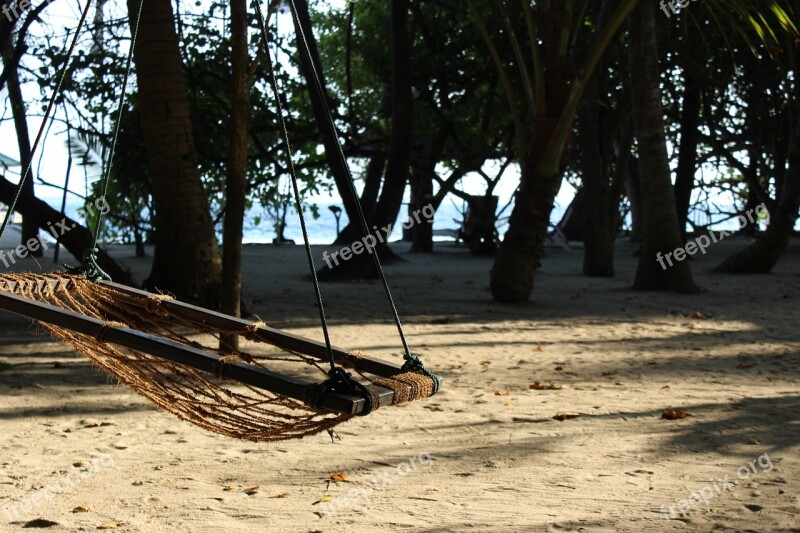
<box><xmin>0</xmin><ymin>237</ymin><xmax>798</xmax><ymax>532</ymax></box>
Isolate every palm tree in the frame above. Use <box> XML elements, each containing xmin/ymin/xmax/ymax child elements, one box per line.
<box><xmin>126</xmin><ymin>0</ymin><xmax>222</xmax><ymax>305</ymax></box>
<box><xmin>468</xmin><ymin>0</ymin><xmax>638</xmax><ymax>302</ymax></box>
<box><xmin>629</xmin><ymin>1</ymin><xmax>699</xmax><ymax>292</ymax></box>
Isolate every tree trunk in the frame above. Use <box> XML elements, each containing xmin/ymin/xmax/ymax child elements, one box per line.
<box><xmin>714</xmin><ymin>147</ymin><xmax>799</xmax><ymax>273</ymax></box>
<box><xmin>626</xmin><ymin>155</ymin><xmax>643</xmax><ymax>241</ymax></box>
<box><xmin>220</xmin><ymin>0</ymin><xmax>250</xmax><ymax>351</ymax></box>
<box><xmin>409</xmin><ymin>168</ymin><xmax>434</xmax><ymax>253</ymax></box>
<box><xmin>409</xmin><ymin>129</ymin><xmax>447</xmax><ymax>253</ymax></box>
<box><xmin>629</xmin><ymin>2</ymin><xmax>699</xmax><ymax>293</ymax></box>
<box><xmin>490</xmin><ymin>129</ymin><xmax>564</xmax><ymax>302</ymax></box>
<box><xmin>674</xmin><ymin>66</ymin><xmax>701</xmax><ymax>241</ymax></box>
<box><xmin>0</xmin><ymin>175</ymin><xmax>134</xmax><ymax>285</ymax></box>
<box><xmin>333</xmin><ymin>150</ymin><xmax>385</xmax><ymax>245</ymax></box>
<box><xmin>579</xmin><ymin>77</ymin><xmax>615</xmax><ymax>276</ymax></box>
<box><xmin>128</xmin><ymin>0</ymin><xmax>222</xmax><ymax>305</ymax></box>
<box><xmin>3</xmin><ymin>46</ymin><xmax>42</xmax><ymax>256</ymax></box>
<box><xmin>489</xmin><ymin>49</ymin><xmax>573</xmax><ymax>301</ymax></box>
<box><xmin>358</xmin><ymin>153</ymin><xmax>386</xmax><ymax>219</ymax></box>
<box><xmin>714</xmin><ymin>51</ymin><xmax>800</xmax><ymax>273</ymax></box>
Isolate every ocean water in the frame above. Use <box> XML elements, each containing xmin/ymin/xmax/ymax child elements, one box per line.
<box><xmin>51</xmin><ymin>196</ymin><xmax>510</xmax><ymax>246</ymax></box>
<box><xmin>31</xmin><ymin>192</ymin><xmax>767</xmax><ymax>247</ymax></box>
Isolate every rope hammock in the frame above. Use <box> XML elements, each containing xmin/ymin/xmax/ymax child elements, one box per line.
<box><xmin>0</xmin><ymin>0</ymin><xmax>440</xmax><ymax>441</ymax></box>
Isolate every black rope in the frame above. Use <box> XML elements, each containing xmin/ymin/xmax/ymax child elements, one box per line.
<box><xmin>91</xmin><ymin>0</ymin><xmax>144</xmax><ymax>249</ymax></box>
<box><xmin>305</xmin><ymin>367</ymin><xmax>375</xmax><ymax>417</ymax></box>
<box><xmin>253</xmin><ymin>1</ymin><xmax>336</xmax><ymax>371</ymax></box>
<box><xmin>0</xmin><ymin>0</ymin><xmax>93</xmax><ymax>243</ymax></box>
<box><xmin>64</xmin><ymin>0</ymin><xmax>143</xmax><ymax>282</ymax></box>
<box><xmin>286</xmin><ymin>0</ymin><xmax>414</xmax><ymax>358</ymax></box>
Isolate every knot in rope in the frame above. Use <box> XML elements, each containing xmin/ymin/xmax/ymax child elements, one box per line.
<box><xmin>64</xmin><ymin>248</ymin><xmax>112</xmax><ymax>282</ymax></box>
<box><xmin>306</xmin><ymin>367</ymin><xmax>375</xmax><ymax>417</ymax></box>
<box><xmin>401</xmin><ymin>352</ymin><xmax>441</xmax><ymax>395</ymax></box>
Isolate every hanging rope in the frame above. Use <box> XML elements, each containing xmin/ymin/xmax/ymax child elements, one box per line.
<box><xmin>0</xmin><ymin>0</ymin><xmax>93</xmax><ymax>243</ymax></box>
<box><xmin>285</xmin><ymin>0</ymin><xmax>415</xmax><ymax>359</ymax></box>
<box><xmin>91</xmin><ymin>0</ymin><xmax>144</xmax><ymax>248</ymax></box>
<box><xmin>253</xmin><ymin>1</ymin><xmax>336</xmax><ymax>372</ymax></box>
<box><xmin>67</xmin><ymin>0</ymin><xmax>143</xmax><ymax>282</ymax></box>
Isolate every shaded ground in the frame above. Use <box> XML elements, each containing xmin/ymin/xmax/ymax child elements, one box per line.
<box><xmin>0</xmin><ymin>236</ymin><xmax>798</xmax><ymax>532</ymax></box>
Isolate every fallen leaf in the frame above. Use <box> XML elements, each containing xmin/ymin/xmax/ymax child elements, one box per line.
<box><xmin>153</xmin><ymin>465</ymin><xmax>164</xmax><ymax>471</ymax></box>
<box><xmin>312</xmin><ymin>496</ymin><xmax>331</xmax><ymax>505</ymax></box>
<box><xmin>329</xmin><ymin>472</ymin><xmax>347</xmax><ymax>482</ymax></box>
<box><xmin>73</xmin><ymin>462</ymin><xmax>86</xmax><ymax>468</ymax></box>
<box><xmin>71</xmin><ymin>507</ymin><xmax>90</xmax><ymax>513</ymax></box>
<box><xmin>96</xmin><ymin>523</ymin><xmax>123</xmax><ymax>530</ymax></box>
<box><xmin>552</xmin><ymin>413</ymin><xmax>580</xmax><ymax>421</ymax></box>
<box><xmin>243</xmin><ymin>486</ymin><xmax>260</xmax><ymax>495</ymax></box>
<box><xmin>747</xmin><ymin>438</ymin><xmax>760</xmax><ymax>445</ymax></box>
<box><xmin>535</xmin><ymin>345</ymin><xmax>543</xmax><ymax>352</ymax></box>
<box><xmin>661</xmin><ymin>409</ymin><xmax>690</xmax><ymax>420</ymax></box>
<box><xmin>22</xmin><ymin>519</ymin><xmax>59</xmax><ymax>528</ymax></box>
<box><xmin>493</xmin><ymin>391</ymin><xmax>510</xmax><ymax>396</ymax></box>
<box><xmin>530</xmin><ymin>382</ymin><xmax>561</xmax><ymax>390</ymax></box>
<box><xmin>504</xmin><ymin>402</ymin><xmax>513</xmax><ymax>407</ymax></box>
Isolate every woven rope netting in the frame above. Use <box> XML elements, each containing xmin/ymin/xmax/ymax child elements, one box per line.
<box><xmin>0</xmin><ymin>273</ymin><xmax>354</xmax><ymax>441</ymax></box>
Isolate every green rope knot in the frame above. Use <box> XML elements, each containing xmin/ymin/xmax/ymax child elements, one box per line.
<box><xmin>64</xmin><ymin>248</ymin><xmax>112</xmax><ymax>282</ymax></box>
<box><xmin>306</xmin><ymin>367</ymin><xmax>374</xmax><ymax>417</ymax></box>
<box><xmin>401</xmin><ymin>352</ymin><xmax>441</xmax><ymax>395</ymax></box>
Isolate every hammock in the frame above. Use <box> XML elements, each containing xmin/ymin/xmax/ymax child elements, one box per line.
<box><xmin>0</xmin><ymin>0</ymin><xmax>440</xmax><ymax>441</ymax></box>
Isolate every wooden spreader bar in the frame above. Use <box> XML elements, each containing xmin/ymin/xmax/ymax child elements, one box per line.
<box><xmin>99</xmin><ymin>281</ymin><xmax>405</xmax><ymax>378</ymax></box>
<box><xmin>0</xmin><ymin>284</ymin><xmax>399</xmax><ymax>415</ymax></box>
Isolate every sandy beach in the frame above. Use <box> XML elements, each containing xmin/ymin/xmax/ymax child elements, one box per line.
<box><xmin>0</xmin><ymin>237</ymin><xmax>798</xmax><ymax>532</ymax></box>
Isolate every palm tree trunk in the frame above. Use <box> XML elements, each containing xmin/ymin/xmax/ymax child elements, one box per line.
<box><xmin>127</xmin><ymin>0</ymin><xmax>222</xmax><ymax>305</ymax></box>
<box><xmin>629</xmin><ymin>1</ymin><xmax>698</xmax><ymax>293</ymax></box>
<box><xmin>579</xmin><ymin>76</ymin><xmax>616</xmax><ymax>276</ymax></box>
